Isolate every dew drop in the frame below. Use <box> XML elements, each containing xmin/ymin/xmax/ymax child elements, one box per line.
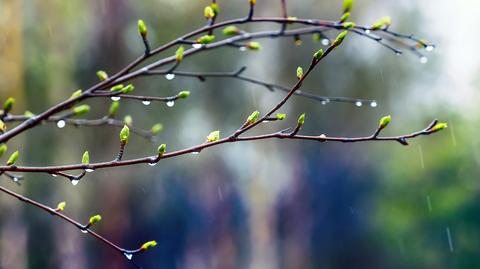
<box><xmin>419</xmin><ymin>56</ymin><xmax>428</xmax><ymax>64</ymax></box>
<box><xmin>321</xmin><ymin>98</ymin><xmax>330</xmax><ymax>105</ymax></box>
<box><xmin>124</xmin><ymin>253</ymin><xmax>133</xmax><ymax>260</ymax></box>
<box><xmin>192</xmin><ymin>43</ymin><xmax>202</xmax><ymax>49</ymax></box>
<box><xmin>239</xmin><ymin>46</ymin><xmax>247</xmax><ymax>52</ymax></box>
<box><xmin>142</xmin><ymin>100</ymin><xmax>151</xmax><ymax>106</ymax></box>
<box><xmin>321</xmin><ymin>39</ymin><xmax>330</xmax><ymax>46</ymax></box>
<box><xmin>57</xmin><ymin>120</ymin><xmax>66</xmax><ymax>129</ymax></box>
<box><xmin>165</xmin><ymin>74</ymin><xmax>175</xmax><ymax>80</ymax></box>
<box><xmin>13</xmin><ymin>177</ymin><xmax>19</xmax><ymax>182</ymax></box>
<box><xmin>85</xmin><ymin>168</ymin><xmax>95</xmax><ymax>173</ymax></box>
<box><xmin>148</xmin><ymin>162</ymin><xmax>157</xmax><ymax>166</ymax></box>
<box><xmin>166</xmin><ymin>101</ymin><xmax>175</xmax><ymax>107</ymax></box>
<box><xmin>395</xmin><ymin>51</ymin><xmax>402</xmax><ymax>56</ymax></box>
<box><xmin>191</xmin><ymin>151</ymin><xmax>200</xmax><ymax>155</ymax></box>
<box><xmin>51</xmin><ymin>173</ymin><xmax>58</xmax><ymax>177</ymax></box>
<box><xmin>81</xmin><ymin>229</ymin><xmax>88</xmax><ymax>234</ymax></box>
<box><xmin>71</xmin><ymin>179</ymin><xmax>80</xmax><ymax>186</ymax></box>
<box><xmin>365</xmin><ymin>29</ymin><xmax>371</xmax><ymax>34</ymax></box>
<box><xmin>425</xmin><ymin>45</ymin><xmax>434</xmax><ymax>52</ymax></box>
<box><xmin>111</xmin><ymin>96</ymin><xmax>121</xmax><ymax>101</ymax></box>
<box><xmin>370</xmin><ymin>101</ymin><xmax>378</xmax><ymax>107</ymax></box>
<box><xmin>355</xmin><ymin>101</ymin><xmax>362</xmax><ymax>107</ymax></box>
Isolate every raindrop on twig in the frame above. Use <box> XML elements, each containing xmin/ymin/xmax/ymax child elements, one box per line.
<box><xmin>57</xmin><ymin>120</ymin><xmax>66</xmax><ymax>129</ymax></box>
<box><xmin>166</xmin><ymin>101</ymin><xmax>175</xmax><ymax>107</ymax></box>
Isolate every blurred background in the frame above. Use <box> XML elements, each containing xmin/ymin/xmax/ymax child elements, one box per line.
<box><xmin>1</xmin><ymin>0</ymin><xmax>479</xmax><ymax>268</ymax></box>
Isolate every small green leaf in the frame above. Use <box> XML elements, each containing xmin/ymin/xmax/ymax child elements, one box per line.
<box><xmin>211</xmin><ymin>3</ymin><xmax>220</xmax><ymax>15</ymax></box>
<box><xmin>109</xmin><ymin>101</ymin><xmax>120</xmax><ymax>117</ymax></box>
<box><xmin>124</xmin><ymin>115</ymin><xmax>133</xmax><ymax>126</ymax></box>
<box><xmin>121</xmin><ymin>84</ymin><xmax>135</xmax><ymax>94</ymax></box>
<box><xmin>110</xmin><ymin>84</ymin><xmax>124</xmax><ymax>92</ymax></box>
<box><xmin>157</xmin><ymin>144</ymin><xmax>167</xmax><ymax>155</ymax></box>
<box><xmin>56</xmin><ymin>201</ymin><xmax>66</xmax><ymax>211</ymax></box>
<box><xmin>120</xmin><ymin>125</ymin><xmax>130</xmax><ymax>144</ymax></box>
<box><xmin>178</xmin><ymin>91</ymin><xmax>190</xmax><ymax>99</ymax></box>
<box><xmin>313</xmin><ymin>48</ymin><xmax>324</xmax><ymax>60</ymax></box>
<box><xmin>96</xmin><ymin>71</ymin><xmax>108</xmax><ymax>81</ymax></box>
<box><xmin>73</xmin><ymin>105</ymin><xmax>90</xmax><ymax>116</ymax></box>
<box><xmin>276</xmin><ymin>113</ymin><xmax>286</xmax><ymax>120</ymax></box>
<box><xmin>3</xmin><ymin>97</ymin><xmax>15</xmax><ymax>113</ymax></box>
<box><xmin>247</xmin><ymin>111</ymin><xmax>260</xmax><ymax>124</ymax></box>
<box><xmin>6</xmin><ymin>150</ymin><xmax>19</xmax><ymax>166</ymax></box>
<box><xmin>89</xmin><ymin>214</ymin><xmax>102</xmax><ymax>225</ymax></box>
<box><xmin>332</xmin><ymin>30</ymin><xmax>348</xmax><ymax>47</ymax></box>
<box><xmin>204</xmin><ymin>6</ymin><xmax>215</xmax><ymax>19</ymax></box>
<box><xmin>196</xmin><ymin>35</ymin><xmax>215</xmax><ymax>44</ymax></box>
<box><xmin>342</xmin><ymin>22</ymin><xmax>356</xmax><ymax>29</ymax></box>
<box><xmin>430</xmin><ymin>122</ymin><xmax>448</xmax><ymax>132</ymax></box>
<box><xmin>140</xmin><ymin>240</ymin><xmax>158</xmax><ymax>251</ymax></box>
<box><xmin>296</xmin><ymin>66</ymin><xmax>303</xmax><ymax>80</ymax></box>
<box><xmin>175</xmin><ymin>46</ymin><xmax>184</xmax><ymax>62</ymax></box>
<box><xmin>0</xmin><ymin>120</ymin><xmax>6</xmax><ymax>132</ymax></box>
<box><xmin>223</xmin><ymin>26</ymin><xmax>240</xmax><ymax>36</ymax></box>
<box><xmin>0</xmin><ymin>144</ymin><xmax>8</xmax><ymax>158</ymax></box>
<box><xmin>378</xmin><ymin>115</ymin><xmax>391</xmax><ymax>129</ymax></box>
<box><xmin>138</xmin><ymin>19</ymin><xmax>147</xmax><ymax>37</ymax></box>
<box><xmin>339</xmin><ymin>12</ymin><xmax>350</xmax><ymax>23</ymax></box>
<box><xmin>297</xmin><ymin>113</ymin><xmax>306</xmax><ymax>125</ymax></box>
<box><xmin>151</xmin><ymin>123</ymin><xmax>163</xmax><ymax>135</ymax></box>
<box><xmin>82</xmin><ymin>151</ymin><xmax>90</xmax><ymax>165</ymax></box>
<box><xmin>343</xmin><ymin>0</ymin><xmax>353</xmax><ymax>13</ymax></box>
<box><xmin>70</xmin><ymin>89</ymin><xmax>83</xmax><ymax>99</ymax></box>
<box><xmin>207</xmin><ymin>131</ymin><xmax>220</xmax><ymax>142</ymax></box>
<box><xmin>247</xmin><ymin>42</ymin><xmax>261</xmax><ymax>50</ymax></box>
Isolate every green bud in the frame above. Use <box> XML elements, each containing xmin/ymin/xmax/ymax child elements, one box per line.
<box><xmin>0</xmin><ymin>120</ymin><xmax>6</xmax><ymax>132</ymax></box>
<box><xmin>3</xmin><ymin>97</ymin><xmax>15</xmax><ymax>113</ymax></box>
<box><xmin>343</xmin><ymin>0</ymin><xmax>353</xmax><ymax>13</ymax></box>
<box><xmin>140</xmin><ymin>240</ymin><xmax>158</xmax><ymax>251</ymax></box>
<box><xmin>247</xmin><ymin>111</ymin><xmax>260</xmax><ymax>124</ymax></box>
<box><xmin>70</xmin><ymin>89</ymin><xmax>83</xmax><ymax>99</ymax></box>
<box><xmin>157</xmin><ymin>144</ymin><xmax>167</xmax><ymax>155</ymax></box>
<box><xmin>297</xmin><ymin>113</ymin><xmax>306</xmax><ymax>125</ymax></box>
<box><xmin>378</xmin><ymin>115</ymin><xmax>391</xmax><ymax>129</ymax></box>
<box><xmin>178</xmin><ymin>91</ymin><xmax>190</xmax><ymax>99</ymax></box>
<box><xmin>204</xmin><ymin>6</ymin><xmax>215</xmax><ymax>19</ymax></box>
<box><xmin>109</xmin><ymin>101</ymin><xmax>120</xmax><ymax>117</ymax></box>
<box><xmin>96</xmin><ymin>71</ymin><xmax>108</xmax><ymax>81</ymax></box>
<box><xmin>223</xmin><ymin>26</ymin><xmax>240</xmax><ymax>36</ymax></box>
<box><xmin>430</xmin><ymin>122</ymin><xmax>448</xmax><ymax>132</ymax></box>
<box><xmin>249</xmin><ymin>0</ymin><xmax>256</xmax><ymax>5</ymax></box>
<box><xmin>138</xmin><ymin>19</ymin><xmax>148</xmax><ymax>37</ymax></box>
<box><xmin>56</xmin><ymin>201</ymin><xmax>66</xmax><ymax>211</ymax></box>
<box><xmin>89</xmin><ymin>214</ymin><xmax>102</xmax><ymax>225</ymax></box>
<box><xmin>196</xmin><ymin>35</ymin><xmax>215</xmax><ymax>44</ymax></box>
<box><xmin>82</xmin><ymin>151</ymin><xmax>90</xmax><ymax>165</ymax></box>
<box><xmin>312</xmin><ymin>33</ymin><xmax>322</xmax><ymax>43</ymax></box>
<box><xmin>121</xmin><ymin>84</ymin><xmax>135</xmax><ymax>94</ymax></box>
<box><xmin>296</xmin><ymin>66</ymin><xmax>303</xmax><ymax>80</ymax></box>
<box><xmin>313</xmin><ymin>48</ymin><xmax>324</xmax><ymax>60</ymax></box>
<box><xmin>120</xmin><ymin>125</ymin><xmax>130</xmax><ymax>144</ymax></box>
<box><xmin>371</xmin><ymin>16</ymin><xmax>392</xmax><ymax>30</ymax></box>
<box><xmin>342</xmin><ymin>22</ymin><xmax>356</xmax><ymax>29</ymax></box>
<box><xmin>24</xmin><ymin>111</ymin><xmax>35</xmax><ymax>118</ymax></box>
<box><xmin>73</xmin><ymin>105</ymin><xmax>90</xmax><ymax>116</ymax></box>
<box><xmin>332</xmin><ymin>30</ymin><xmax>348</xmax><ymax>47</ymax></box>
<box><xmin>124</xmin><ymin>115</ymin><xmax>133</xmax><ymax>126</ymax></box>
<box><xmin>110</xmin><ymin>84</ymin><xmax>124</xmax><ymax>92</ymax></box>
<box><xmin>151</xmin><ymin>123</ymin><xmax>163</xmax><ymax>134</ymax></box>
<box><xmin>207</xmin><ymin>130</ymin><xmax>220</xmax><ymax>143</ymax></box>
<box><xmin>175</xmin><ymin>46</ymin><xmax>184</xmax><ymax>62</ymax></box>
<box><xmin>247</xmin><ymin>42</ymin><xmax>261</xmax><ymax>50</ymax></box>
<box><xmin>0</xmin><ymin>143</ymin><xmax>7</xmax><ymax>158</ymax></box>
<box><xmin>6</xmin><ymin>150</ymin><xmax>19</xmax><ymax>166</ymax></box>
<box><xmin>276</xmin><ymin>113</ymin><xmax>286</xmax><ymax>120</ymax></box>
<box><xmin>211</xmin><ymin>3</ymin><xmax>220</xmax><ymax>15</ymax></box>
<box><xmin>339</xmin><ymin>12</ymin><xmax>350</xmax><ymax>23</ymax></box>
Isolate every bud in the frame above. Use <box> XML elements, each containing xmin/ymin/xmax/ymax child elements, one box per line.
<box><xmin>296</xmin><ymin>66</ymin><xmax>303</xmax><ymax>80</ymax></box>
<box><xmin>339</xmin><ymin>12</ymin><xmax>350</xmax><ymax>23</ymax></box>
<box><xmin>0</xmin><ymin>120</ymin><xmax>6</xmax><ymax>132</ymax></box>
<box><xmin>138</xmin><ymin>19</ymin><xmax>148</xmax><ymax>38</ymax></box>
<box><xmin>110</xmin><ymin>84</ymin><xmax>124</xmax><ymax>92</ymax></box>
<box><xmin>312</xmin><ymin>33</ymin><xmax>321</xmax><ymax>42</ymax></box>
<box><xmin>157</xmin><ymin>144</ymin><xmax>167</xmax><ymax>156</ymax></box>
<box><xmin>223</xmin><ymin>26</ymin><xmax>240</xmax><ymax>36</ymax></box>
<box><xmin>24</xmin><ymin>111</ymin><xmax>35</xmax><ymax>118</ymax></box>
<box><xmin>247</xmin><ymin>111</ymin><xmax>260</xmax><ymax>124</ymax></box>
<box><xmin>178</xmin><ymin>91</ymin><xmax>190</xmax><ymax>99</ymax></box>
<box><xmin>124</xmin><ymin>115</ymin><xmax>133</xmax><ymax>126</ymax></box>
<box><xmin>204</xmin><ymin>6</ymin><xmax>215</xmax><ymax>19</ymax></box>
<box><xmin>247</xmin><ymin>42</ymin><xmax>261</xmax><ymax>50</ymax></box>
<box><xmin>56</xmin><ymin>201</ymin><xmax>66</xmax><ymax>212</ymax></box>
<box><xmin>430</xmin><ymin>122</ymin><xmax>447</xmax><ymax>132</ymax></box>
<box><xmin>151</xmin><ymin>123</ymin><xmax>163</xmax><ymax>135</ymax></box>
<box><xmin>140</xmin><ymin>240</ymin><xmax>158</xmax><ymax>251</ymax></box>
<box><xmin>120</xmin><ymin>125</ymin><xmax>130</xmax><ymax>144</ymax></box>
<box><xmin>207</xmin><ymin>130</ymin><xmax>220</xmax><ymax>142</ymax></box>
<box><xmin>82</xmin><ymin>151</ymin><xmax>90</xmax><ymax>165</ymax></box>
<box><xmin>342</xmin><ymin>22</ymin><xmax>356</xmax><ymax>29</ymax></box>
<box><xmin>3</xmin><ymin>97</ymin><xmax>15</xmax><ymax>113</ymax></box>
<box><xmin>313</xmin><ymin>48</ymin><xmax>324</xmax><ymax>60</ymax></box>
<box><xmin>89</xmin><ymin>214</ymin><xmax>102</xmax><ymax>226</ymax></box>
<box><xmin>211</xmin><ymin>3</ymin><xmax>220</xmax><ymax>15</ymax></box>
<box><xmin>332</xmin><ymin>30</ymin><xmax>348</xmax><ymax>47</ymax></box>
<box><xmin>96</xmin><ymin>71</ymin><xmax>108</xmax><ymax>81</ymax></box>
<box><xmin>0</xmin><ymin>143</ymin><xmax>7</xmax><ymax>158</ymax></box>
<box><xmin>175</xmin><ymin>46</ymin><xmax>184</xmax><ymax>62</ymax></box>
<box><xmin>378</xmin><ymin>115</ymin><xmax>391</xmax><ymax>130</ymax></box>
<box><xmin>371</xmin><ymin>16</ymin><xmax>392</xmax><ymax>30</ymax></box>
<box><xmin>297</xmin><ymin>113</ymin><xmax>306</xmax><ymax>125</ymax></box>
<box><xmin>6</xmin><ymin>150</ymin><xmax>19</xmax><ymax>166</ymax></box>
<box><xmin>343</xmin><ymin>0</ymin><xmax>353</xmax><ymax>13</ymax></box>
<box><xmin>249</xmin><ymin>0</ymin><xmax>256</xmax><ymax>5</ymax></box>
<box><xmin>109</xmin><ymin>101</ymin><xmax>120</xmax><ymax>117</ymax></box>
<box><xmin>196</xmin><ymin>35</ymin><xmax>215</xmax><ymax>44</ymax></box>
<box><xmin>276</xmin><ymin>113</ymin><xmax>286</xmax><ymax>120</ymax></box>
<box><xmin>121</xmin><ymin>84</ymin><xmax>135</xmax><ymax>94</ymax></box>
<box><xmin>70</xmin><ymin>89</ymin><xmax>83</xmax><ymax>99</ymax></box>
<box><xmin>73</xmin><ymin>105</ymin><xmax>90</xmax><ymax>116</ymax></box>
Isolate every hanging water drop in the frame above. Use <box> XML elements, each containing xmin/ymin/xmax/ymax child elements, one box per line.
<box><xmin>165</xmin><ymin>74</ymin><xmax>175</xmax><ymax>80</ymax></box>
<box><xmin>142</xmin><ymin>100</ymin><xmax>151</xmax><ymax>106</ymax></box>
<box><xmin>239</xmin><ymin>46</ymin><xmax>247</xmax><ymax>52</ymax></box>
<box><xmin>57</xmin><ymin>120</ymin><xmax>66</xmax><ymax>129</ymax></box>
<box><xmin>355</xmin><ymin>101</ymin><xmax>362</xmax><ymax>107</ymax></box>
<box><xmin>191</xmin><ymin>151</ymin><xmax>200</xmax><ymax>155</ymax></box>
<box><xmin>13</xmin><ymin>177</ymin><xmax>19</xmax><ymax>182</ymax></box>
<box><xmin>425</xmin><ymin>45</ymin><xmax>434</xmax><ymax>52</ymax></box>
<box><xmin>124</xmin><ymin>253</ymin><xmax>133</xmax><ymax>260</ymax></box>
<box><xmin>111</xmin><ymin>96</ymin><xmax>121</xmax><ymax>101</ymax></box>
<box><xmin>321</xmin><ymin>39</ymin><xmax>329</xmax><ymax>46</ymax></box>
<box><xmin>51</xmin><ymin>173</ymin><xmax>58</xmax><ymax>177</ymax></box>
<box><xmin>85</xmin><ymin>168</ymin><xmax>94</xmax><ymax>173</ymax></box>
<box><xmin>365</xmin><ymin>29</ymin><xmax>371</xmax><ymax>34</ymax></box>
<box><xmin>166</xmin><ymin>101</ymin><xmax>175</xmax><ymax>107</ymax></box>
<box><xmin>370</xmin><ymin>101</ymin><xmax>378</xmax><ymax>107</ymax></box>
<box><xmin>192</xmin><ymin>43</ymin><xmax>202</xmax><ymax>49</ymax></box>
<box><xmin>81</xmin><ymin>229</ymin><xmax>88</xmax><ymax>234</ymax></box>
<box><xmin>148</xmin><ymin>162</ymin><xmax>157</xmax><ymax>166</ymax></box>
<box><xmin>71</xmin><ymin>179</ymin><xmax>80</xmax><ymax>186</ymax></box>
<box><xmin>419</xmin><ymin>56</ymin><xmax>428</xmax><ymax>64</ymax></box>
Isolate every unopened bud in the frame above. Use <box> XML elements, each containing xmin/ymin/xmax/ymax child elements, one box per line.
<box><xmin>178</xmin><ymin>91</ymin><xmax>190</xmax><ymax>99</ymax></box>
<box><xmin>6</xmin><ymin>150</ymin><xmax>19</xmax><ymax>166</ymax></box>
<box><xmin>339</xmin><ymin>12</ymin><xmax>350</xmax><ymax>23</ymax></box>
<box><xmin>56</xmin><ymin>201</ymin><xmax>66</xmax><ymax>211</ymax></box>
<box><xmin>121</xmin><ymin>84</ymin><xmax>135</xmax><ymax>94</ymax></box>
<box><xmin>196</xmin><ymin>35</ymin><xmax>215</xmax><ymax>44</ymax></box>
<box><xmin>276</xmin><ymin>113</ymin><xmax>286</xmax><ymax>120</ymax></box>
<box><xmin>151</xmin><ymin>123</ymin><xmax>163</xmax><ymax>135</ymax></box>
<box><xmin>70</xmin><ymin>89</ymin><xmax>82</xmax><ymax>99</ymax></box>
<box><xmin>109</xmin><ymin>101</ymin><xmax>120</xmax><ymax>117</ymax></box>
<box><xmin>110</xmin><ymin>84</ymin><xmax>124</xmax><ymax>92</ymax></box>
<box><xmin>0</xmin><ymin>120</ymin><xmax>6</xmax><ymax>132</ymax></box>
<box><xmin>343</xmin><ymin>0</ymin><xmax>353</xmax><ymax>13</ymax></box>
<box><xmin>296</xmin><ymin>66</ymin><xmax>303</xmax><ymax>80</ymax></box>
<box><xmin>124</xmin><ymin>115</ymin><xmax>133</xmax><ymax>126</ymax></box>
<box><xmin>297</xmin><ymin>113</ymin><xmax>306</xmax><ymax>125</ymax></box>
<box><xmin>211</xmin><ymin>3</ymin><xmax>220</xmax><ymax>15</ymax></box>
<box><xmin>247</xmin><ymin>111</ymin><xmax>260</xmax><ymax>124</ymax></box>
<box><xmin>82</xmin><ymin>151</ymin><xmax>90</xmax><ymax>165</ymax></box>
<box><xmin>247</xmin><ymin>42</ymin><xmax>261</xmax><ymax>50</ymax></box>
<box><xmin>378</xmin><ymin>115</ymin><xmax>391</xmax><ymax>130</ymax></box>
<box><xmin>96</xmin><ymin>71</ymin><xmax>108</xmax><ymax>81</ymax></box>
<box><xmin>24</xmin><ymin>111</ymin><xmax>35</xmax><ymax>118</ymax></box>
<box><xmin>120</xmin><ymin>125</ymin><xmax>130</xmax><ymax>144</ymax></box>
<box><xmin>313</xmin><ymin>48</ymin><xmax>324</xmax><ymax>60</ymax></box>
<box><xmin>249</xmin><ymin>0</ymin><xmax>256</xmax><ymax>5</ymax></box>
<box><xmin>138</xmin><ymin>20</ymin><xmax>147</xmax><ymax>38</ymax></box>
<box><xmin>157</xmin><ymin>144</ymin><xmax>167</xmax><ymax>156</ymax></box>
<box><xmin>223</xmin><ymin>26</ymin><xmax>240</xmax><ymax>36</ymax></box>
<box><xmin>0</xmin><ymin>143</ymin><xmax>7</xmax><ymax>158</ymax></box>
<box><xmin>3</xmin><ymin>97</ymin><xmax>15</xmax><ymax>113</ymax></box>
<box><xmin>207</xmin><ymin>130</ymin><xmax>220</xmax><ymax>142</ymax></box>
<box><xmin>204</xmin><ymin>6</ymin><xmax>215</xmax><ymax>19</ymax></box>
<box><xmin>175</xmin><ymin>46</ymin><xmax>184</xmax><ymax>62</ymax></box>
<box><xmin>430</xmin><ymin>122</ymin><xmax>447</xmax><ymax>132</ymax></box>
<box><xmin>89</xmin><ymin>214</ymin><xmax>102</xmax><ymax>225</ymax></box>
<box><xmin>332</xmin><ymin>30</ymin><xmax>348</xmax><ymax>47</ymax></box>
<box><xmin>73</xmin><ymin>105</ymin><xmax>90</xmax><ymax>116</ymax></box>
<box><xmin>140</xmin><ymin>240</ymin><xmax>158</xmax><ymax>251</ymax></box>
<box><xmin>342</xmin><ymin>22</ymin><xmax>356</xmax><ymax>29</ymax></box>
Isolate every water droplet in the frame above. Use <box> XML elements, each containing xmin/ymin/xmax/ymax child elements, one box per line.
<box><xmin>57</xmin><ymin>120</ymin><xmax>66</xmax><ymax>129</ymax></box>
<box><xmin>420</xmin><ymin>56</ymin><xmax>428</xmax><ymax>64</ymax></box>
<box><xmin>321</xmin><ymin>39</ymin><xmax>329</xmax><ymax>46</ymax></box>
<box><xmin>81</xmin><ymin>229</ymin><xmax>88</xmax><ymax>234</ymax></box>
<box><xmin>111</xmin><ymin>96</ymin><xmax>121</xmax><ymax>101</ymax></box>
<box><xmin>13</xmin><ymin>177</ymin><xmax>19</xmax><ymax>182</ymax></box>
<box><xmin>365</xmin><ymin>29</ymin><xmax>371</xmax><ymax>34</ymax></box>
<box><xmin>85</xmin><ymin>168</ymin><xmax>94</xmax><ymax>173</ymax></box>
<box><xmin>355</xmin><ymin>101</ymin><xmax>362</xmax><ymax>107</ymax></box>
<box><xmin>124</xmin><ymin>253</ymin><xmax>133</xmax><ymax>260</ymax></box>
<box><xmin>321</xmin><ymin>98</ymin><xmax>330</xmax><ymax>105</ymax></box>
<box><xmin>192</xmin><ymin>43</ymin><xmax>202</xmax><ymax>49</ymax></box>
<box><xmin>425</xmin><ymin>45</ymin><xmax>434</xmax><ymax>52</ymax></box>
<box><xmin>51</xmin><ymin>173</ymin><xmax>58</xmax><ymax>177</ymax></box>
<box><xmin>191</xmin><ymin>151</ymin><xmax>200</xmax><ymax>155</ymax></box>
<box><xmin>165</xmin><ymin>74</ymin><xmax>175</xmax><ymax>80</ymax></box>
<box><xmin>166</xmin><ymin>101</ymin><xmax>175</xmax><ymax>107</ymax></box>
<box><xmin>239</xmin><ymin>46</ymin><xmax>247</xmax><ymax>52</ymax></box>
<box><xmin>142</xmin><ymin>100</ymin><xmax>151</xmax><ymax>106</ymax></box>
<box><xmin>370</xmin><ymin>101</ymin><xmax>378</xmax><ymax>107</ymax></box>
<box><xmin>395</xmin><ymin>51</ymin><xmax>402</xmax><ymax>56</ymax></box>
<box><xmin>148</xmin><ymin>162</ymin><xmax>157</xmax><ymax>166</ymax></box>
<box><xmin>71</xmin><ymin>179</ymin><xmax>80</xmax><ymax>186</ymax></box>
